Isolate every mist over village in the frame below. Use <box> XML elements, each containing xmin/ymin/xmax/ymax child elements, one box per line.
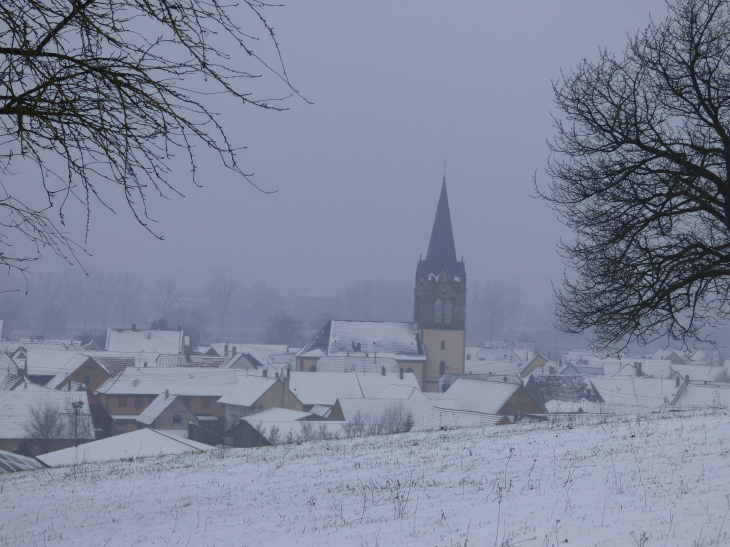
<box><xmin>4</xmin><ymin>2</ymin><xmax>730</xmax><ymax>547</ymax></box>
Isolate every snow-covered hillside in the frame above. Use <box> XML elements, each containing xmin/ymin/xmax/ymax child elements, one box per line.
<box><xmin>2</xmin><ymin>411</ymin><xmax>730</xmax><ymax>546</ymax></box>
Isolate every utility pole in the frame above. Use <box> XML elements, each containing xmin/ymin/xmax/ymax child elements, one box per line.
<box><xmin>71</xmin><ymin>401</ymin><xmax>84</xmax><ymax>446</ymax></box>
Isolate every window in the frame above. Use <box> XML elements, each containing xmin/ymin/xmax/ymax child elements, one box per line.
<box><xmin>441</xmin><ymin>340</ymin><xmax>445</xmax><ymax>350</ymax></box>
<box><xmin>172</xmin><ymin>415</ymin><xmax>181</xmax><ymax>424</ymax></box>
<box><xmin>434</xmin><ymin>299</ymin><xmax>443</xmax><ymax>323</ymax></box>
<box><xmin>181</xmin><ymin>396</ymin><xmax>191</xmax><ymax>407</ymax></box>
<box><xmin>439</xmin><ymin>362</ymin><xmax>446</xmax><ymax>375</ymax></box>
<box><xmin>202</xmin><ymin>397</ymin><xmax>211</xmax><ymax>409</ymax></box>
<box><xmin>309</xmin><ymin>364</ymin><xmax>317</xmax><ymax>372</ymax></box>
<box><xmin>118</xmin><ymin>395</ymin><xmax>127</xmax><ymax>408</ymax></box>
<box><xmin>83</xmin><ymin>375</ymin><xmax>90</xmax><ymax>385</ymax></box>
<box><xmin>134</xmin><ymin>395</ymin><xmax>143</xmax><ymax>408</ymax></box>
<box><xmin>405</xmin><ymin>368</ymin><xmax>414</xmax><ymax>374</ymax></box>
<box><xmin>445</xmin><ymin>300</ymin><xmax>453</xmax><ymax>324</ymax></box>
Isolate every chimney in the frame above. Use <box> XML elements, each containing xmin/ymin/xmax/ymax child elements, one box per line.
<box><xmin>177</xmin><ymin>325</ymin><xmax>181</xmax><ymax>331</ymax></box>
<box><xmin>635</xmin><ymin>362</ymin><xmax>642</xmax><ymax>376</ymax></box>
<box><xmin>676</xmin><ymin>376</ymin><xmax>680</xmax><ymax>387</ymax></box>
<box><xmin>685</xmin><ymin>374</ymin><xmax>690</xmax><ymax>382</ymax></box>
<box><xmin>400</xmin><ymin>368</ymin><xmax>404</xmax><ymax>380</ymax></box>
<box><xmin>548</xmin><ymin>351</ymin><xmax>552</xmax><ymax>362</ymax></box>
<box><xmin>381</xmin><ymin>366</ymin><xmax>386</xmax><ymax>376</ymax></box>
<box><xmin>262</xmin><ymin>369</ymin><xmax>267</xmax><ymax>378</ymax></box>
<box><xmin>132</xmin><ymin>323</ymin><xmax>136</xmax><ymax>331</ymax></box>
<box><xmin>224</xmin><ymin>344</ymin><xmax>229</xmax><ymax>357</ymax></box>
<box><xmin>232</xmin><ymin>346</ymin><xmax>237</xmax><ymax>357</ymax></box>
<box><xmin>165</xmin><ymin>389</ymin><xmax>169</xmax><ymax>399</ymax></box>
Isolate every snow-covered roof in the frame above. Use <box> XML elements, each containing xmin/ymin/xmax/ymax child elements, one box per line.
<box><xmin>105</xmin><ymin>328</ymin><xmax>183</xmax><ymax>354</ymax></box>
<box><xmin>376</xmin><ymin>384</ymin><xmax>427</xmax><ymax>400</ymax></box>
<box><xmin>217</xmin><ymin>375</ymin><xmax>281</xmax><ymax>407</ymax></box>
<box><xmin>36</xmin><ymin>428</ymin><xmax>211</xmax><ymax>466</ymax></box>
<box><xmin>288</xmin><ymin>371</ymin><xmax>419</xmax><ymax>406</ymax></box>
<box><xmin>242</xmin><ymin>407</ymin><xmax>314</xmax><ymax>423</ymax></box>
<box><xmin>590</xmin><ymin>377</ymin><xmax>676</xmax><ymax>413</ymax></box>
<box><xmin>337</xmin><ymin>397</ymin><xmax>439</xmax><ymax>424</ymax></box>
<box><xmin>315</xmin><ymin>355</ymin><xmax>400</xmax><ymax>374</ymax></box>
<box><xmin>0</xmin><ymin>391</ymin><xmax>91</xmax><ymax>439</ymax></box>
<box><xmin>525</xmin><ymin>375</ymin><xmax>601</xmax><ymax>414</ymax></box>
<box><xmin>136</xmin><ymin>393</ymin><xmax>179</xmax><ymax>425</ymax></box>
<box><xmin>672</xmin><ymin>382</ymin><xmax>730</xmax><ymax>410</ymax></box>
<box><xmin>25</xmin><ymin>350</ymin><xmax>84</xmax><ymax>377</ymax></box>
<box><xmin>444</xmin><ymin>378</ymin><xmax>524</xmax><ymax>415</ymax></box>
<box><xmin>297</xmin><ymin>321</ymin><xmax>424</xmax><ymax>360</ymax></box>
<box><xmin>415</xmin><ymin>406</ymin><xmax>503</xmax><ymax>431</ymax></box>
<box><xmin>44</xmin><ymin>354</ymin><xmax>105</xmax><ymax>390</ymax></box>
<box><xmin>465</xmin><ymin>359</ymin><xmax>522</xmax><ymax>376</ymax></box>
<box><xmin>95</xmin><ymin>367</ymin><xmax>238</xmax><ymax>396</ymax></box>
<box><xmin>0</xmin><ymin>449</ymin><xmax>44</xmax><ymax>473</ymax></box>
<box><xmin>0</xmin><ymin>372</ymin><xmax>23</xmax><ymax>391</ymax></box>
<box><xmin>155</xmin><ymin>354</ymin><xmax>231</xmax><ymax>368</ymax></box>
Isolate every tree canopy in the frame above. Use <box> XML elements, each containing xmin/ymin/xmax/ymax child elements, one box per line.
<box><xmin>542</xmin><ymin>0</ymin><xmax>730</xmax><ymax>353</ymax></box>
<box><xmin>0</xmin><ymin>0</ymin><xmax>302</xmax><ymax>275</ymax></box>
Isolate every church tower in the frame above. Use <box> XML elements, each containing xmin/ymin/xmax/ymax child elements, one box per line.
<box><xmin>414</xmin><ymin>178</ymin><xmax>466</xmax><ymax>392</ymax></box>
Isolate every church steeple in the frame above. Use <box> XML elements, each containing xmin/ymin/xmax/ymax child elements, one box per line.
<box><xmin>413</xmin><ymin>174</ymin><xmax>466</xmax><ymax>392</ymax></box>
<box><xmin>425</xmin><ymin>178</ymin><xmax>459</xmax><ymax>279</ymax></box>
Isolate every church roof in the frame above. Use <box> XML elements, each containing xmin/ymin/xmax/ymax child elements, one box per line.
<box><xmin>425</xmin><ymin>178</ymin><xmax>460</xmax><ymax>278</ymax></box>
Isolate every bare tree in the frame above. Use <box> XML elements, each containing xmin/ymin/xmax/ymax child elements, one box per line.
<box><xmin>24</xmin><ymin>400</ymin><xmax>65</xmax><ymax>439</ymax></box>
<box><xmin>541</xmin><ymin>0</ymin><xmax>730</xmax><ymax>353</ymax></box>
<box><xmin>0</xmin><ymin>0</ymin><xmax>304</xmax><ymax>275</ymax></box>
<box><xmin>23</xmin><ymin>399</ymin><xmax>93</xmax><ymax>441</ymax></box>
<box><xmin>206</xmin><ymin>277</ymin><xmax>240</xmax><ymax>336</ymax></box>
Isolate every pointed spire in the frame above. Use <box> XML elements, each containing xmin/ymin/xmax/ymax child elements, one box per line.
<box><xmin>425</xmin><ymin>177</ymin><xmax>459</xmax><ymax>278</ymax></box>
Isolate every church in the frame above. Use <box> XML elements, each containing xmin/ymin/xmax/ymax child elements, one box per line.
<box><xmin>295</xmin><ymin>177</ymin><xmax>466</xmax><ymax>392</ymax></box>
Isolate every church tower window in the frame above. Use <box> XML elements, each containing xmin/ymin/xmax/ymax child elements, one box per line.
<box><xmin>434</xmin><ymin>299</ymin><xmax>443</xmax><ymax>324</ymax></box>
<box><xmin>444</xmin><ymin>299</ymin><xmax>453</xmax><ymax>324</ymax></box>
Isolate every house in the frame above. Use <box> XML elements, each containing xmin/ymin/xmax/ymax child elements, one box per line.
<box><xmin>217</xmin><ymin>373</ymin><xmax>304</xmax><ymax>424</ymax></box>
<box><xmin>155</xmin><ymin>354</ymin><xmax>231</xmax><ymax>368</ymax></box>
<box><xmin>524</xmin><ymin>375</ymin><xmax>603</xmax><ymax>414</ymax></box>
<box><xmin>669</xmin><ymin>380</ymin><xmax>730</xmax><ymax>410</ymax></box>
<box><xmin>287</xmin><ymin>371</ymin><xmax>421</xmax><ymax>410</ymax></box>
<box><xmin>44</xmin><ymin>354</ymin><xmax>112</xmax><ymax>391</ymax></box>
<box><xmin>36</xmin><ymin>428</ymin><xmax>211</xmax><ymax>466</ymax></box>
<box><xmin>519</xmin><ymin>353</ymin><xmax>548</xmax><ymax>378</ymax></box>
<box><xmin>444</xmin><ymin>377</ymin><xmax>547</xmax><ymax>419</ymax></box>
<box><xmin>241</xmin><ymin>409</ymin><xmax>344</xmax><ymax>444</ymax></box>
<box><xmin>590</xmin><ymin>377</ymin><xmax>677</xmax><ymax>414</ymax></box>
<box><xmin>0</xmin><ymin>390</ymin><xmax>94</xmax><ymax>455</ymax></box>
<box><xmin>135</xmin><ymin>392</ymin><xmax>198</xmax><ymax>432</ymax></box>
<box><xmin>192</xmin><ymin>419</ymin><xmax>270</xmax><ymax>448</ymax></box>
<box><xmin>652</xmin><ymin>349</ymin><xmax>686</xmax><ymax>365</ymax></box>
<box><xmin>296</xmin><ymin>321</ymin><xmax>427</xmax><ymax>384</ymax></box>
<box><xmin>105</xmin><ymin>327</ymin><xmax>184</xmax><ymax>354</ymax></box>
<box><xmin>95</xmin><ymin>367</ymin><xmax>238</xmax><ymax>432</ymax></box>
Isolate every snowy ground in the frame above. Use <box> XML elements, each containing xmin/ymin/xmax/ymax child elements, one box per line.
<box><xmin>3</xmin><ymin>411</ymin><xmax>730</xmax><ymax>547</ymax></box>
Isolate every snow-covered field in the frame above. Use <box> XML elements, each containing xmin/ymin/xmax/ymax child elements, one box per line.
<box><xmin>3</xmin><ymin>411</ymin><xmax>730</xmax><ymax>546</ymax></box>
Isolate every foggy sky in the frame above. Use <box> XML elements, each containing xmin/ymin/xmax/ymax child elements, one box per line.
<box><xmin>21</xmin><ymin>1</ymin><xmax>669</xmax><ymax>300</ymax></box>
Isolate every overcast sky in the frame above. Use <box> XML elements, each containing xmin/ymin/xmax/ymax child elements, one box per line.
<box><xmin>24</xmin><ymin>1</ymin><xmax>669</xmax><ymax>300</ymax></box>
